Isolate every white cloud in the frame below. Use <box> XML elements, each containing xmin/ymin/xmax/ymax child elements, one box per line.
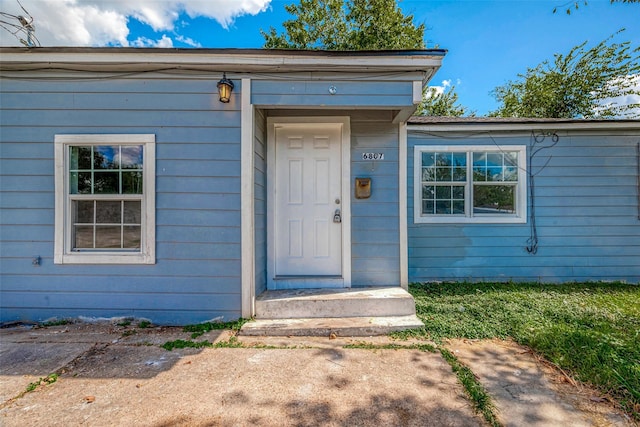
<box><xmin>0</xmin><ymin>0</ymin><xmax>271</xmax><ymax>47</ymax></box>
<box><xmin>156</xmin><ymin>34</ymin><xmax>174</xmax><ymax>48</ymax></box>
<box><xmin>131</xmin><ymin>34</ymin><xmax>174</xmax><ymax>48</ymax></box>
<box><xmin>176</xmin><ymin>34</ymin><xmax>201</xmax><ymax>48</ymax></box>
<box><xmin>595</xmin><ymin>74</ymin><xmax>640</xmax><ymax>119</ymax></box>
<box><xmin>426</xmin><ymin>79</ymin><xmax>458</xmax><ymax>98</ymax></box>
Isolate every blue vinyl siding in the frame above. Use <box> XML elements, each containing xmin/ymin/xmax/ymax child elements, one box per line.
<box><xmin>350</xmin><ymin>115</ymin><xmax>400</xmax><ymax>286</ymax></box>
<box><xmin>0</xmin><ymin>75</ymin><xmax>244</xmax><ymax>324</ymax></box>
<box><xmin>252</xmin><ymin>80</ymin><xmax>413</xmax><ymax>107</ymax></box>
<box><xmin>254</xmin><ymin>108</ymin><xmax>267</xmax><ymax>295</ymax></box>
<box><xmin>407</xmin><ymin>130</ymin><xmax>640</xmax><ymax>283</ymax></box>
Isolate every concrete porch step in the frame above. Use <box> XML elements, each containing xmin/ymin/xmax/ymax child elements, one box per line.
<box><xmin>239</xmin><ymin>315</ymin><xmax>425</xmax><ymax>337</ymax></box>
<box><xmin>255</xmin><ymin>287</ymin><xmax>417</xmax><ymax>319</ymax></box>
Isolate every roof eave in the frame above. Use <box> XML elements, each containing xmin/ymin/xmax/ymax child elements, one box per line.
<box><xmin>408</xmin><ymin>120</ymin><xmax>640</xmax><ymax>132</ymax></box>
<box><xmin>0</xmin><ymin>47</ymin><xmax>445</xmax><ymax>74</ymax></box>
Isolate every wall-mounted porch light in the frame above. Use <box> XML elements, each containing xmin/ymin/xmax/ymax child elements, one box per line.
<box><xmin>217</xmin><ymin>73</ymin><xmax>234</xmax><ymax>103</ymax></box>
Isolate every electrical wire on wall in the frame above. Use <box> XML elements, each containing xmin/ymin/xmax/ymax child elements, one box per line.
<box><xmin>526</xmin><ymin>130</ymin><xmax>560</xmax><ymax>254</ymax></box>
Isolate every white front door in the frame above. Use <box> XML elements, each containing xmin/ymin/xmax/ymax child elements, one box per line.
<box><xmin>274</xmin><ymin>123</ymin><xmax>343</xmax><ymax>278</ymax></box>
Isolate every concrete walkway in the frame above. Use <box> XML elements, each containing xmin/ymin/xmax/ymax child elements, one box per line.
<box><xmin>0</xmin><ymin>322</ymin><xmax>633</xmax><ymax>426</ymax></box>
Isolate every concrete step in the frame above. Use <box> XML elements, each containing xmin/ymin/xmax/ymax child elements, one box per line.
<box><xmin>239</xmin><ymin>315</ymin><xmax>425</xmax><ymax>337</ymax></box>
<box><xmin>255</xmin><ymin>287</ymin><xmax>417</xmax><ymax>319</ymax></box>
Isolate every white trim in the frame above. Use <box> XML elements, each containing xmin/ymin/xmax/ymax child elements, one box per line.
<box><xmin>413</xmin><ymin>144</ymin><xmax>527</xmax><ymax>224</ymax></box>
<box><xmin>54</xmin><ymin>140</ymin><xmax>65</xmax><ymax>264</ymax></box>
<box><xmin>266</xmin><ymin>117</ymin><xmax>351</xmax><ymax>289</ymax></box>
<box><xmin>240</xmin><ymin>78</ymin><xmax>255</xmax><ymax>318</ymax></box>
<box><xmin>54</xmin><ymin>134</ymin><xmax>155</xmax><ymax>264</ymax></box>
<box><xmin>1</xmin><ymin>50</ymin><xmax>444</xmax><ymax>74</ymax></box>
<box><xmin>398</xmin><ymin>123</ymin><xmax>408</xmax><ymax>290</ymax></box>
<box><xmin>412</xmin><ymin>81</ymin><xmax>423</xmax><ymax>105</ymax></box>
<box><xmin>409</xmin><ymin>122</ymin><xmax>640</xmax><ymax>133</ymax></box>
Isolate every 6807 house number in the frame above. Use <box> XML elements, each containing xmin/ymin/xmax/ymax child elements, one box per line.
<box><xmin>362</xmin><ymin>153</ymin><xmax>384</xmax><ymax>161</ymax></box>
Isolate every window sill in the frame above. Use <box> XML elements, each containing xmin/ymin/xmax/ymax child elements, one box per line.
<box><xmin>414</xmin><ymin>215</ymin><xmax>526</xmax><ymax>224</ymax></box>
<box><xmin>54</xmin><ymin>252</ymin><xmax>155</xmax><ymax>265</ymax></box>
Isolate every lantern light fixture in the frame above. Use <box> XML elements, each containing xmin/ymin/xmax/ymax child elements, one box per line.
<box><xmin>217</xmin><ymin>73</ymin><xmax>234</xmax><ymax>103</ymax></box>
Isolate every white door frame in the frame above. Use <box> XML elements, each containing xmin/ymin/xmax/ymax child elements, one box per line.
<box><xmin>266</xmin><ymin>116</ymin><xmax>351</xmax><ymax>289</ymax></box>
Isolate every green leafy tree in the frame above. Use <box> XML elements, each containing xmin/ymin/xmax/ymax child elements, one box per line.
<box><xmin>554</xmin><ymin>0</ymin><xmax>639</xmax><ymax>15</ymax></box>
<box><xmin>261</xmin><ymin>0</ymin><xmax>425</xmax><ymax>50</ymax></box>
<box><xmin>491</xmin><ymin>31</ymin><xmax>640</xmax><ymax>118</ymax></box>
<box><xmin>415</xmin><ymin>85</ymin><xmax>474</xmax><ymax>117</ymax></box>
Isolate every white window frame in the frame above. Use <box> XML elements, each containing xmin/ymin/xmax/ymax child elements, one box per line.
<box><xmin>54</xmin><ymin>134</ymin><xmax>156</xmax><ymax>264</ymax></box>
<box><xmin>413</xmin><ymin>145</ymin><xmax>527</xmax><ymax>224</ymax></box>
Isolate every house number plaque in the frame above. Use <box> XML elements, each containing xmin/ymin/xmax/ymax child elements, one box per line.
<box><xmin>362</xmin><ymin>153</ymin><xmax>384</xmax><ymax>161</ymax></box>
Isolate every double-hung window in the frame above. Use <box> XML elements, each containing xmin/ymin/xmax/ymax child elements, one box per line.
<box><xmin>54</xmin><ymin>135</ymin><xmax>155</xmax><ymax>264</ymax></box>
<box><xmin>414</xmin><ymin>145</ymin><xmax>527</xmax><ymax>223</ymax></box>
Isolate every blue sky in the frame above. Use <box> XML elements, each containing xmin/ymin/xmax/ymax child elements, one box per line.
<box><xmin>1</xmin><ymin>0</ymin><xmax>638</xmax><ymax>115</ymax></box>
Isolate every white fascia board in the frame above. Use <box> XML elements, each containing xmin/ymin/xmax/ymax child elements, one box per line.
<box><xmin>412</xmin><ymin>81</ymin><xmax>424</xmax><ymax>104</ymax></box>
<box><xmin>0</xmin><ymin>51</ymin><xmax>443</xmax><ymax>74</ymax></box>
<box><xmin>408</xmin><ymin>122</ymin><xmax>640</xmax><ymax>133</ymax></box>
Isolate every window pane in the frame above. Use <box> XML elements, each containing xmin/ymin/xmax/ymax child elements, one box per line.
<box><xmin>421</xmin><ymin>167</ymin><xmax>434</xmax><ymax>182</ymax></box>
<box><xmin>69</xmin><ymin>172</ymin><xmax>79</xmax><ymax>194</ymax></box>
<box><xmin>505</xmin><ymin>152</ymin><xmax>518</xmax><ymax>166</ymax></box>
<box><xmin>73</xmin><ymin>225</ymin><xmax>94</xmax><ymax>249</ymax></box>
<box><xmin>436</xmin><ymin>152</ymin><xmax>451</xmax><ymax>166</ymax></box>
<box><xmin>452</xmin><ymin>152</ymin><xmax>466</xmax><ymax>167</ymax></box>
<box><xmin>421</xmin><ymin>152</ymin><xmax>435</xmax><ymax>167</ymax></box>
<box><xmin>96</xmin><ymin>201</ymin><xmax>121</xmax><ymax>223</ymax></box>
<box><xmin>95</xmin><ymin>226</ymin><xmax>122</xmax><ymax>248</ymax></box>
<box><xmin>473</xmin><ymin>167</ymin><xmax>486</xmax><ymax>182</ymax></box>
<box><xmin>436</xmin><ymin>167</ymin><xmax>452</xmax><ymax>181</ymax></box>
<box><xmin>120</xmin><ymin>146</ymin><xmax>143</xmax><ymax>169</ymax></box>
<box><xmin>504</xmin><ymin>167</ymin><xmax>518</xmax><ymax>181</ymax></box>
<box><xmin>122</xmin><ymin>171</ymin><xmax>143</xmax><ymax>194</ymax></box>
<box><xmin>70</xmin><ymin>172</ymin><xmax>92</xmax><ymax>194</ymax></box>
<box><xmin>487</xmin><ymin>153</ymin><xmax>502</xmax><ymax>166</ymax></box>
<box><xmin>436</xmin><ymin>200</ymin><xmax>451</xmax><ymax>214</ymax></box>
<box><xmin>94</xmin><ymin>172</ymin><xmax>119</xmax><ymax>194</ymax></box>
<box><xmin>452</xmin><ymin>186</ymin><xmax>465</xmax><ymax>199</ymax></box>
<box><xmin>123</xmin><ymin>226</ymin><xmax>141</xmax><ymax>249</ymax></box>
<box><xmin>473</xmin><ymin>152</ymin><xmax>486</xmax><ymax>166</ymax></box>
<box><xmin>74</xmin><ymin>200</ymin><xmax>94</xmax><ymax>223</ymax></box>
<box><xmin>422</xmin><ymin>185</ymin><xmax>435</xmax><ymax>200</ymax></box>
<box><xmin>452</xmin><ymin>200</ymin><xmax>465</xmax><ymax>214</ymax></box>
<box><xmin>70</xmin><ymin>146</ymin><xmax>91</xmax><ymax>170</ymax></box>
<box><xmin>487</xmin><ymin>166</ymin><xmax>502</xmax><ymax>181</ymax></box>
<box><xmin>436</xmin><ymin>186</ymin><xmax>452</xmax><ymax>199</ymax></box>
<box><xmin>452</xmin><ymin>167</ymin><xmax>466</xmax><ymax>181</ymax></box>
<box><xmin>94</xmin><ymin>146</ymin><xmax>118</xmax><ymax>169</ymax></box>
<box><xmin>422</xmin><ymin>200</ymin><xmax>434</xmax><ymax>215</ymax></box>
<box><xmin>473</xmin><ymin>185</ymin><xmax>515</xmax><ymax>214</ymax></box>
<box><xmin>124</xmin><ymin>201</ymin><xmax>141</xmax><ymax>224</ymax></box>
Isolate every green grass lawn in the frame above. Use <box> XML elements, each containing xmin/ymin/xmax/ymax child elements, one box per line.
<box><xmin>405</xmin><ymin>282</ymin><xmax>640</xmax><ymax>419</ymax></box>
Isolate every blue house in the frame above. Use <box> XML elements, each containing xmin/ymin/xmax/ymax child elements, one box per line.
<box><xmin>1</xmin><ymin>48</ymin><xmax>638</xmax><ymax>326</ymax></box>
<box><xmin>407</xmin><ymin>117</ymin><xmax>640</xmax><ymax>283</ymax></box>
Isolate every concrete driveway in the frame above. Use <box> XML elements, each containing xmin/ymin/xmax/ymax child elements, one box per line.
<box><xmin>0</xmin><ymin>322</ymin><xmax>632</xmax><ymax>426</ymax></box>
